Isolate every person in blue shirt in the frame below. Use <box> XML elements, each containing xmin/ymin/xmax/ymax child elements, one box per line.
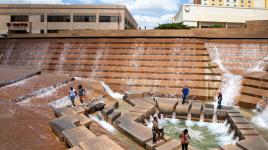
<box><xmin>182</xmin><ymin>86</ymin><xmax>190</xmax><ymax>104</ymax></box>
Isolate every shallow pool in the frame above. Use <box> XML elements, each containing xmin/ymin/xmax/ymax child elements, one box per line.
<box><xmin>164</xmin><ymin>118</ymin><xmax>235</xmax><ymax>150</ymax></box>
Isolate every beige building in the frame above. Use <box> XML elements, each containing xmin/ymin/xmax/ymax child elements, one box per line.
<box><xmin>173</xmin><ymin>4</ymin><xmax>268</xmax><ymax>28</ymax></box>
<box><xmin>0</xmin><ymin>4</ymin><xmax>138</xmax><ymax>34</ymax></box>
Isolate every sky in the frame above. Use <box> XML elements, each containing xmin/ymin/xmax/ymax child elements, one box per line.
<box><xmin>0</xmin><ymin>0</ymin><xmax>192</xmax><ymax>28</ymax></box>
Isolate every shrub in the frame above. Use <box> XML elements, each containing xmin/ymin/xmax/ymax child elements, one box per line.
<box><xmin>154</xmin><ymin>23</ymin><xmax>193</xmax><ymax>29</ymax></box>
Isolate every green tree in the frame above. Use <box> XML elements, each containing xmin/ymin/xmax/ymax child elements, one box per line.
<box><xmin>154</xmin><ymin>23</ymin><xmax>193</xmax><ymax>29</ymax></box>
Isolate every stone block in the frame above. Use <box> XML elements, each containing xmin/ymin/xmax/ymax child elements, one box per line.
<box><xmin>216</xmin><ymin>109</ymin><xmax>227</xmax><ymax>120</ymax></box>
<box><xmin>155</xmin><ymin>139</ymin><xmax>181</xmax><ymax>150</ymax></box>
<box><xmin>107</xmin><ymin>111</ymin><xmax>121</xmax><ymax>124</ymax></box>
<box><xmin>50</xmin><ymin>116</ymin><xmax>79</xmax><ymax>139</ymax></box>
<box><xmin>73</xmin><ymin>114</ymin><xmax>92</xmax><ymax>127</ymax></box>
<box><xmin>62</xmin><ymin>126</ymin><xmax>96</xmax><ymax>147</ymax></box>
<box><xmin>78</xmin><ymin>135</ymin><xmax>124</xmax><ymax>150</ymax></box>
<box><xmin>53</xmin><ymin>106</ymin><xmax>85</xmax><ymax>117</ymax></box>
<box><xmin>222</xmin><ymin>144</ymin><xmax>241</xmax><ymax>150</ymax></box>
<box><xmin>125</xmin><ymin>91</ymin><xmax>145</xmax><ymax>99</ymax></box>
<box><xmin>229</xmin><ymin>117</ymin><xmax>250</xmax><ymax>124</ymax></box>
<box><xmin>114</xmin><ymin>116</ymin><xmax>152</xmax><ymax>146</ymax></box>
<box><xmin>175</xmin><ymin>103</ymin><xmax>190</xmax><ymax>117</ymax></box>
<box><xmin>203</xmin><ymin>107</ymin><xmax>214</xmax><ymax>119</ymax></box>
<box><xmin>239</xmin><ymin>129</ymin><xmax>259</xmax><ymax>136</ymax></box>
<box><xmin>227</xmin><ymin>112</ymin><xmax>242</xmax><ymax>117</ymax></box>
<box><xmin>236</xmin><ymin>135</ymin><xmax>268</xmax><ymax>150</ymax></box>
<box><xmin>190</xmin><ymin>102</ymin><xmax>203</xmax><ymax>118</ymax></box>
<box><xmin>146</xmin><ymin>136</ymin><xmax>171</xmax><ymax>150</ymax></box>
<box><xmin>235</xmin><ymin>124</ymin><xmax>254</xmax><ymax>130</ymax></box>
<box><xmin>157</xmin><ymin>98</ymin><xmax>178</xmax><ymax>115</ymax></box>
<box><xmin>101</xmin><ymin>106</ymin><xmax>114</xmax><ymax>121</ymax></box>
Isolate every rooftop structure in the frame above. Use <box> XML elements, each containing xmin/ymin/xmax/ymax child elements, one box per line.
<box><xmin>0</xmin><ymin>4</ymin><xmax>138</xmax><ymax>34</ymax></box>
<box><xmin>194</xmin><ymin>0</ymin><xmax>268</xmax><ymax>8</ymax></box>
<box><xmin>173</xmin><ymin>4</ymin><xmax>268</xmax><ymax>28</ymax></box>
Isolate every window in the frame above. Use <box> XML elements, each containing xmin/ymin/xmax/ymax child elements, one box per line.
<box><xmin>241</xmin><ymin>4</ymin><xmax>244</xmax><ymax>7</ymax></box>
<box><xmin>40</xmin><ymin>30</ymin><xmax>44</xmax><ymax>34</ymax></box>
<box><xmin>248</xmin><ymin>0</ymin><xmax>251</xmax><ymax>3</ymax></box>
<box><xmin>11</xmin><ymin>15</ymin><xmax>29</xmax><ymax>22</ymax></box>
<box><xmin>241</xmin><ymin>0</ymin><xmax>244</xmax><ymax>3</ymax></box>
<box><xmin>234</xmin><ymin>0</ymin><xmax>236</xmax><ymax>3</ymax></box>
<box><xmin>212</xmin><ymin>3</ymin><xmax>215</xmax><ymax>5</ymax></box>
<box><xmin>219</xmin><ymin>0</ymin><xmax>222</xmax><ymax>2</ymax></box>
<box><xmin>248</xmin><ymin>5</ymin><xmax>251</xmax><ymax>7</ymax></box>
<box><xmin>99</xmin><ymin>16</ymin><xmax>121</xmax><ymax>22</ymax></box>
<box><xmin>226</xmin><ymin>0</ymin><xmax>229</xmax><ymax>2</ymax></box>
<box><xmin>47</xmin><ymin>15</ymin><xmax>70</xmax><ymax>22</ymax></box>
<box><xmin>40</xmin><ymin>15</ymin><xmax>44</xmax><ymax>22</ymax></box>
<box><xmin>73</xmin><ymin>15</ymin><xmax>96</xmax><ymax>22</ymax></box>
<box><xmin>204</xmin><ymin>3</ymin><xmax>207</xmax><ymax>5</ymax></box>
<box><xmin>226</xmin><ymin>4</ymin><xmax>229</xmax><ymax>6</ymax></box>
<box><xmin>219</xmin><ymin>4</ymin><xmax>223</xmax><ymax>6</ymax></box>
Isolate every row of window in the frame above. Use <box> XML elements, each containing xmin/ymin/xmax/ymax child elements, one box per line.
<box><xmin>206</xmin><ymin>0</ymin><xmax>250</xmax><ymax>2</ymax></box>
<box><xmin>10</xmin><ymin>15</ymin><xmax>122</xmax><ymax>23</ymax></box>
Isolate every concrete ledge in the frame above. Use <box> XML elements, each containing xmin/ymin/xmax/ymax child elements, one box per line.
<box><xmin>155</xmin><ymin>139</ymin><xmax>181</xmax><ymax>150</ymax></box>
<box><xmin>62</xmin><ymin>126</ymin><xmax>96</xmax><ymax>147</ymax></box>
<box><xmin>146</xmin><ymin>136</ymin><xmax>171</xmax><ymax>150</ymax></box>
<box><xmin>54</xmin><ymin>106</ymin><xmax>85</xmax><ymax>117</ymax></box>
<box><xmin>236</xmin><ymin>135</ymin><xmax>268</xmax><ymax>150</ymax></box>
<box><xmin>50</xmin><ymin>116</ymin><xmax>79</xmax><ymax>139</ymax></box>
<box><xmin>190</xmin><ymin>102</ymin><xmax>203</xmax><ymax>118</ymax></box>
<box><xmin>78</xmin><ymin>135</ymin><xmax>124</xmax><ymax>150</ymax></box>
<box><xmin>222</xmin><ymin>144</ymin><xmax>242</xmax><ymax>150</ymax></box>
<box><xmin>107</xmin><ymin>111</ymin><xmax>121</xmax><ymax>125</ymax></box>
<box><xmin>114</xmin><ymin>116</ymin><xmax>152</xmax><ymax>146</ymax></box>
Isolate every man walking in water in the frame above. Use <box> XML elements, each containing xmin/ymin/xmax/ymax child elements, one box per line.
<box><xmin>69</xmin><ymin>87</ymin><xmax>77</xmax><ymax>106</ymax></box>
<box><xmin>182</xmin><ymin>86</ymin><xmax>190</xmax><ymax>104</ymax></box>
<box><xmin>217</xmin><ymin>91</ymin><xmax>223</xmax><ymax>109</ymax></box>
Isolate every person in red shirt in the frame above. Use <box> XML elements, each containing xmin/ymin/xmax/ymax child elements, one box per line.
<box><xmin>180</xmin><ymin>129</ymin><xmax>191</xmax><ymax>150</ymax></box>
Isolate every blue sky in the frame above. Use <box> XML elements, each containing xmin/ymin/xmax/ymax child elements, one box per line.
<box><xmin>1</xmin><ymin>0</ymin><xmax>192</xmax><ymax>28</ymax></box>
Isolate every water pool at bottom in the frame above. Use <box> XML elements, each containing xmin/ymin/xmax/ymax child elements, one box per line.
<box><xmin>163</xmin><ymin>118</ymin><xmax>235</xmax><ymax>150</ymax></box>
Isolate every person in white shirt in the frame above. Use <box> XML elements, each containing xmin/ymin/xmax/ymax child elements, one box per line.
<box><xmin>69</xmin><ymin>87</ymin><xmax>77</xmax><ymax>106</ymax></box>
<box><xmin>157</xmin><ymin>113</ymin><xmax>165</xmax><ymax>140</ymax></box>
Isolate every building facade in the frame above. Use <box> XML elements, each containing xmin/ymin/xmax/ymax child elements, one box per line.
<box><xmin>173</xmin><ymin>4</ymin><xmax>268</xmax><ymax>28</ymax></box>
<box><xmin>0</xmin><ymin>4</ymin><xmax>138</xmax><ymax>34</ymax></box>
<box><xmin>197</xmin><ymin>0</ymin><xmax>267</xmax><ymax>8</ymax></box>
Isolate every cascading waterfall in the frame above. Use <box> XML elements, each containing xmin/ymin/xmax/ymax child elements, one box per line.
<box><xmin>101</xmin><ymin>81</ymin><xmax>124</xmax><ymax>100</ymax></box>
<box><xmin>206</xmin><ymin>43</ymin><xmax>243</xmax><ymax>106</ymax></box>
<box><xmin>58</xmin><ymin>42</ymin><xmax>70</xmax><ymax>74</ymax></box>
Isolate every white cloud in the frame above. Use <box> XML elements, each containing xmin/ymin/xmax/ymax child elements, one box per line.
<box><xmin>98</xmin><ymin>0</ymin><xmax>180</xmax><ymax>28</ymax></box>
<box><xmin>134</xmin><ymin>14</ymin><xmax>175</xmax><ymax>29</ymax></box>
<box><xmin>0</xmin><ymin>0</ymin><xmax>64</xmax><ymax>4</ymax></box>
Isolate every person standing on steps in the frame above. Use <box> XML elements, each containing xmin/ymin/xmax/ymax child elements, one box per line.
<box><xmin>182</xmin><ymin>86</ymin><xmax>190</xmax><ymax>104</ymax></box>
<box><xmin>157</xmin><ymin>113</ymin><xmax>165</xmax><ymax>141</ymax></box>
<box><xmin>152</xmin><ymin>116</ymin><xmax>158</xmax><ymax>144</ymax></box>
<box><xmin>78</xmin><ymin>84</ymin><xmax>86</xmax><ymax>105</ymax></box>
<box><xmin>69</xmin><ymin>87</ymin><xmax>77</xmax><ymax>106</ymax></box>
<box><xmin>217</xmin><ymin>91</ymin><xmax>223</xmax><ymax>109</ymax></box>
<box><xmin>180</xmin><ymin>129</ymin><xmax>191</xmax><ymax>150</ymax></box>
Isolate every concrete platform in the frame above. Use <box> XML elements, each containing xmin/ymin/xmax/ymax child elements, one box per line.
<box><xmin>146</xmin><ymin>136</ymin><xmax>171</xmax><ymax>150</ymax></box>
<box><xmin>54</xmin><ymin>106</ymin><xmax>85</xmax><ymax>117</ymax></box>
<box><xmin>115</xmin><ymin>116</ymin><xmax>152</xmax><ymax>146</ymax></box>
<box><xmin>50</xmin><ymin>116</ymin><xmax>79</xmax><ymax>139</ymax></box>
<box><xmin>235</xmin><ymin>124</ymin><xmax>255</xmax><ymax>130</ymax></box>
<box><xmin>0</xmin><ymin>65</ymin><xmax>41</xmax><ymax>88</ymax></box>
<box><xmin>190</xmin><ymin>102</ymin><xmax>203</xmax><ymax>118</ymax></box>
<box><xmin>155</xmin><ymin>139</ymin><xmax>181</xmax><ymax>150</ymax></box>
<box><xmin>236</xmin><ymin>135</ymin><xmax>268</xmax><ymax>150</ymax></box>
<box><xmin>229</xmin><ymin>117</ymin><xmax>250</xmax><ymax>124</ymax></box>
<box><xmin>222</xmin><ymin>144</ymin><xmax>242</xmax><ymax>150</ymax></box>
<box><xmin>107</xmin><ymin>111</ymin><xmax>121</xmax><ymax>124</ymax></box>
<box><xmin>62</xmin><ymin>126</ymin><xmax>96</xmax><ymax>147</ymax></box>
<box><xmin>78</xmin><ymin>135</ymin><xmax>124</xmax><ymax>150</ymax></box>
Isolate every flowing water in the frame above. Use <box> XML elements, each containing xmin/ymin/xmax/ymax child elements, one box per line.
<box><xmin>206</xmin><ymin>43</ymin><xmax>243</xmax><ymax>106</ymax></box>
<box><xmin>164</xmin><ymin>118</ymin><xmax>235</xmax><ymax>150</ymax></box>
